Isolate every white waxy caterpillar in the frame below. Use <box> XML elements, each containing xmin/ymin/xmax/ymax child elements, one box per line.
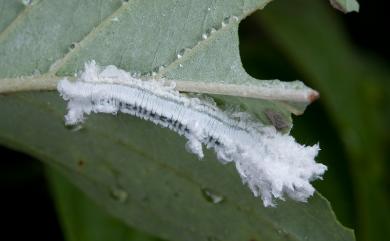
<box><xmin>57</xmin><ymin>61</ymin><xmax>327</xmax><ymax>207</ymax></box>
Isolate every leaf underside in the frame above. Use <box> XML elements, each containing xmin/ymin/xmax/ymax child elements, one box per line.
<box><xmin>0</xmin><ymin>0</ymin><xmax>354</xmax><ymax>241</ymax></box>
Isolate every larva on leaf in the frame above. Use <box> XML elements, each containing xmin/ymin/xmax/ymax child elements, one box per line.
<box><xmin>58</xmin><ymin>61</ymin><xmax>327</xmax><ymax>207</ymax></box>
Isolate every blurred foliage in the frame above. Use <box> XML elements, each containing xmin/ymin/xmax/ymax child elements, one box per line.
<box><xmin>1</xmin><ymin>0</ymin><xmax>389</xmax><ymax>241</ymax></box>
<box><xmin>240</xmin><ymin>0</ymin><xmax>390</xmax><ymax>241</ymax></box>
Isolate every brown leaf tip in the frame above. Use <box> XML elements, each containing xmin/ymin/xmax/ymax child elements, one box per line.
<box><xmin>308</xmin><ymin>90</ymin><xmax>320</xmax><ymax>103</ymax></box>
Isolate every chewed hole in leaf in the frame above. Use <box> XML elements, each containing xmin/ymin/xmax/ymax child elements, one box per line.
<box><xmin>239</xmin><ymin>14</ymin><xmax>302</xmax><ymax>82</ymax></box>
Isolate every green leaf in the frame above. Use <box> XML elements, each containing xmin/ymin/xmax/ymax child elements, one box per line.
<box><xmin>0</xmin><ymin>0</ymin><xmax>353</xmax><ymax>241</ymax></box>
<box><xmin>0</xmin><ymin>0</ymin><xmax>316</xmax><ymax>114</ymax></box>
<box><xmin>0</xmin><ymin>0</ymin><xmax>24</xmax><ymax>32</ymax></box>
<box><xmin>329</xmin><ymin>0</ymin><xmax>359</xmax><ymax>13</ymax></box>
<box><xmin>46</xmin><ymin>167</ymin><xmax>161</xmax><ymax>241</ymax></box>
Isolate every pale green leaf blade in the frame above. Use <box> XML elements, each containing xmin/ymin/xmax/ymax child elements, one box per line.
<box><xmin>0</xmin><ymin>0</ymin><xmax>24</xmax><ymax>32</ymax></box>
<box><xmin>0</xmin><ymin>0</ymin><xmax>315</xmax><ymax>114</ymax></box>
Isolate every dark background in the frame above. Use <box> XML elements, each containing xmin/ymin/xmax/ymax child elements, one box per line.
<box><xmin>1</xmin><ymin>0</ymin><xmax>389</xmax><ymax>240</ymax></box>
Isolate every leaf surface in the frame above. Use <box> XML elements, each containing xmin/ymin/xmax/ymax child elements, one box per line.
<box><xmin>47</xmin><ymin>167</ymin><xmax>162</xmax><ymax>241</ymax></box>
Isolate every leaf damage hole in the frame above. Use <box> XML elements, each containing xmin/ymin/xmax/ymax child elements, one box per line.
<box><xmin>238</xmin><ymin>12</ymin><xmax>301</xmax><ymax>82</ymax></box>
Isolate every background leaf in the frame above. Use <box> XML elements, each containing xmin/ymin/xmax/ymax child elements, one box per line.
<box><xmin>250</xmin><ymin>0</ymin><xmax>389</xmax><ymax>240</ymax></box>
